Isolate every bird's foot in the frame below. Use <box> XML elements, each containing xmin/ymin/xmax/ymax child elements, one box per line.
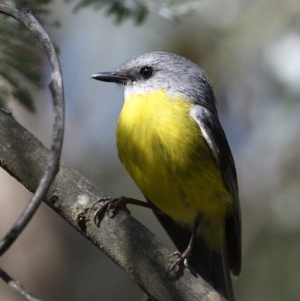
<box><xmin>93</xmin><ymin>197</ymin><xmax>151</xmax><ymax>226</ymax></box>
<box><xmin>167</xmin><ymin>250</ymin><xmax>198</xmax><ymax>279</ymax></box>
<box><xmin>93</xmin><ymin>197</ymin><xmax>131</xmax><ymax>226</ymax></box>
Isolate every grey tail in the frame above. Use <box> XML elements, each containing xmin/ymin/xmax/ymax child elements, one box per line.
<box><xmin>154</xmin><ymin>212</ymin><xmax>235</xmax><ymax>301</ymax></box>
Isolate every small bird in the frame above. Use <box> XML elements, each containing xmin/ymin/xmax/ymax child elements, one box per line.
<box><xmin>92</xmin><ymin>51</ymin><xmax>241</xmax><ymax>301</ymax></box>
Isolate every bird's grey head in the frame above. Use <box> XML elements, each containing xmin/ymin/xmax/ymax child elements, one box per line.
<box><xmin>92</xmin><ymin>51</ymin><xmax>217</xmax><ymax>112</ymax></box>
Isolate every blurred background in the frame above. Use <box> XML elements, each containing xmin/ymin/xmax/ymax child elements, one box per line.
<box><xmin>1</xmin><ymin>0</ymin><xmax>300</xmax><ymax>300</ymax></box>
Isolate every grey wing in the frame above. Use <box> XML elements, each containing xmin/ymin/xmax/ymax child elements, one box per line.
<box><xmin>191</xmin><ymin>105</ymin><xmax>241</xmax><ymax>275</ymax></box>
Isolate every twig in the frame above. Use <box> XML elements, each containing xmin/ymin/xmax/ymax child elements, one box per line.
<box><xmin>0</xmin><ymin>5</ymin><xmax>65</xmax><ymax>255</ymax></box>
<box><xmin>0</xmin><ymin>268</ymin><xmax>42</xmax><ymax>301</ymax></box>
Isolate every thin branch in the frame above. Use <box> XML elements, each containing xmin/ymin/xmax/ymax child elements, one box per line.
<box><xmin>0</xmin><ymin>110</ymin><xmax>226</xmax><ymax>301</ymax></box>
<box><xmin>0</xmin><ymin>5</ymin><xmax>65</xmax><ymax>255</ymax></box>
<box><xmin>0</xmin><ymin>268</ymin><xmax>42</xmax><ymax>301</ymax></box>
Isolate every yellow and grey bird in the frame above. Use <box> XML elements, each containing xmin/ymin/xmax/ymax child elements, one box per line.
<box><xmin>92</xmin><ymin>51</ymin><xmax>241</xmax><ymax>301</ymax></box>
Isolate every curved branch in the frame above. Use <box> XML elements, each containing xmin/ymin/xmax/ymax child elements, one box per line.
<box><xmin>0</xmin><ymin>268</ymin><xmax>42</xmax><ymax>301</ymax></box>
<box><xmin>0</xmin><ymin>5</ymin><xmax>65</xmax><ymax>255</ymax></box>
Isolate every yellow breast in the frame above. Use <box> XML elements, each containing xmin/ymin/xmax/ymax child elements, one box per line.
<box><xmin>116</xmin><ymin>89</ymin><xmax>231</xmax><ymax>242</ymax></box>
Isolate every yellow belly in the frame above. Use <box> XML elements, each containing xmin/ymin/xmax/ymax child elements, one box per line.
<box><xmin>116</xmin><ymin>90</ymin><xmax>231</xmax><ymax>244</ymax></box>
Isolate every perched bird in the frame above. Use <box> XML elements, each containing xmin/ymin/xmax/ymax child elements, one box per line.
<box><xmin>92</xmin><ymin>51</ymin><xmax>241</xmax><ymax>301</ymax></box>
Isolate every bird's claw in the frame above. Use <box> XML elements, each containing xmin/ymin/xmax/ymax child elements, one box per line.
<box><xmin>93</xmin><ymin>197</ymin><xmax>131</xmax><ymax>226</ymax></box>
<box><xmin>167</xmin><ymin>251</ymin><xmax>197</xmax><ymax>279</ymax></box>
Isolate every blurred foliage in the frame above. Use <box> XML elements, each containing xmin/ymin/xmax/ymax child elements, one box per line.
<box><xmin>0</xmin><ymin>0</ymin><xmax>201</xmax><ymax>112</ymax></box>
<box><xmin>68</xmin><ymin>0</ymin><xmax>149</xmax><ymax>25</ymax></box>
<box><xmin>67</xmin><ymin>0</ymin><xmax>201</xmax><ymax>24</ymax></box>
<box><xmin>0</xmin><ymin>0</ymin><xmax>53</xmax><ymax>112</ymax></box>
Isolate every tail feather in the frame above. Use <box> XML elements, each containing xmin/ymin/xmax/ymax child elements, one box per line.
<box><xmin>154</xmin><ymin>211</ymin><xmax>235</xmax><ymax>301</ymax></box>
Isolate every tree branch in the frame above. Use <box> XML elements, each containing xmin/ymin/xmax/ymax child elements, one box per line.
<box><xmin>0</xmin><ymin>4</ymin><xmax>65</xmax><ymax>255</ymax></box>
<box><xmin>0</xmin><ymin>110</ymin><xmax>226</xmax><ymax>301</ymax></box>
<box><xmin>0</xmin><ymin>268</ymin><xmax>42</xmax><ymax>301</ymax></box>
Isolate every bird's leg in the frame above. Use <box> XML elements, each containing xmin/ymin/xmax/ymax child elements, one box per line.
<box><xmin>168</xmin><ymin>218</ymin><xmax>200</xmax><ymax>278</ymax></box>
<box><xmin>93</xmin><ymin>197</ymin><xmax>151</xmax><ymax>226</ymax></box>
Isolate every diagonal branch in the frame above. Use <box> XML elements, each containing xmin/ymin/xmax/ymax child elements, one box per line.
<box><xmin>0</xmin><ymin>110</ymin><xmax>226</xmax><ymax>301</ymax></box>
<box><xmin>0</xmin><ymin>4</ymin><xmax>65</xmax><ymax>255</ymax></box>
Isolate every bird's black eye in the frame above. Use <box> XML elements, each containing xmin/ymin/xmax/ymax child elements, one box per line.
<box><xmin>140</xmin><ymin>66</ymin><xmax>153</xmax><ymax>79</ymax></box>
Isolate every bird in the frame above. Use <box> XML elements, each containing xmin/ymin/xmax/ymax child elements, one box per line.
<box><xmin>92</xmin><ymin>51</ymin><xmax>241</xmax><ymax>301</ymax></box>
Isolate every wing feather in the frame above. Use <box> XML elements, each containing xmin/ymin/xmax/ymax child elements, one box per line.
<box><xmin>191</xmin><ymin>105</ymin><xmax>241</xmax><ymax>275</ymax></box>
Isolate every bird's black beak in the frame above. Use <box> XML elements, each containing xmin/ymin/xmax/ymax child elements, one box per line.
<box><xmin>91</xmin><ymin>72</ymin><xmax>128</xmax><ymax>84</ymax></box>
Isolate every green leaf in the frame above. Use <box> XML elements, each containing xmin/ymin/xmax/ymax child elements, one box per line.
<box><xmin>69</xmin><ymin>0</ymin><xmax>149</xmax><ymax>25</ymax></box>
<box><xmin>12</xmin><ymin>87</ymin><xmax>35</xmax><ymax>112</ymax></box>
